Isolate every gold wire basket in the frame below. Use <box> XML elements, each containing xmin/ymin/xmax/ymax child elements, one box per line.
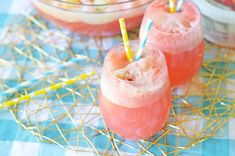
<box><xmin>0</xmin><ymin>12</ymin><xmax>235</xmax><ymax>155</ymax></box>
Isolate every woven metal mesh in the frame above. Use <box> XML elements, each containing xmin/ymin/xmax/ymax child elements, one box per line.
<box><xmin>0</xmin><ymin>13</ymin><xmax>234</xmax><ymax>155</ymax></box>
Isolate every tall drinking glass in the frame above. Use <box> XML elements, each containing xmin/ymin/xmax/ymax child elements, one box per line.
<box><xmin>140</xmin><ymin>0</ymin><xmax>204</xmax><ymax>87</ymax></box>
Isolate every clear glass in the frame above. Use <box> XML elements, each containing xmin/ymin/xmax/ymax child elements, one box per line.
<box><xmin>140</xmin><ymin>0</ymin><xmax>205</xmax><ymax>87</ymax></box>
<box><xmin>30</xmin><ymin>0</ymin><xmax>154</xmax><ymax>36</ymax></box>
<box><xmin>99</xmin><ymin>41</ymin><xmax>171</xmax><ymax>140</ymax></box>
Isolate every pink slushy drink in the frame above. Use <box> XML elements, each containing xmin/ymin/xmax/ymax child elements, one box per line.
<box><xmin>140</xmin><ymin>0</ymin><xmax>204</xmax><ymax>86</ymax></box>
<box><xmin>99</xmin><ymin>41</ymin><xmax>171</xmax><ymax>140</ymax></box>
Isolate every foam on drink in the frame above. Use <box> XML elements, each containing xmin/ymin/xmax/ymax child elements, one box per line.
<box><xmin>153</xmin><ymin>2</ymin><xmax>197</xmax><ymax>33</ymax></box>
<box><xmin>140</xmin><ymin>0</ymin><xmax>203</xmax><ymax>53</ymax></box>
<box><xmin>101</xmin><ymin>42</ymin><xmax>169</xmax><ymax>108</ymax></box>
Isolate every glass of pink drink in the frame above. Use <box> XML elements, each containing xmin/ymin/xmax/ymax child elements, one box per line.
<box><xmin>140</xmin><ymin>0</ymin><xmax>204</xmax><ymax>87</ymax></box>
<box><xmin>99</xmin><ymin>41</ymin><xmax>171</xmax><ymax>140</ymax></box>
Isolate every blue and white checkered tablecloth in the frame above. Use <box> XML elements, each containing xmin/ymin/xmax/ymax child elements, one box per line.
<box><xmin>0</xmin><ymin>0</ymin><xmax>235</xmax><ymax>156</ymax></box>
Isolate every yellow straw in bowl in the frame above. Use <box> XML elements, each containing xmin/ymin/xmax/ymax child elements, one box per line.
<box><xmin>119</xmin><ymin>18</ymin><xmax>133</xmax><ymax>62</ymax></box>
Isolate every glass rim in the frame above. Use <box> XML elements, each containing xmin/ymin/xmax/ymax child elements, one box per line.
<box><xmin>150</xmin><ymin>0</ymin><xmax>202</xmax><ymax>36</ymax></box>
<box><xmin>103</xmin><ymin>40</ymin><xmax>168</xmax><ymax>85</ymax></box>
<box><xmin>51</xmin><ymin>0</ymin><xmax>145</xmax><ymax>6</ymax></box>
<box><xmin>35</xmin><ymin>0</ymin><xmax>154</xmax><ymax>13</ymax></box>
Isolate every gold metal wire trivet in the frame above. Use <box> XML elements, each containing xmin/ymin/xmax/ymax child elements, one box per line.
<box><xmin>0</xmin><ymin>13</ymin><xmax>234</xmax><ymax>155</ymax></box>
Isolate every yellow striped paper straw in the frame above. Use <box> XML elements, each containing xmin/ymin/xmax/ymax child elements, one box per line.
<box><xmin>0</xmin><ymin>72</ymin><xmax>95</xmax><ymax>110</ymax></box>
<box><xmin>169</xmin><ymin>0</ymin><xmax>176</xmax><ymax>13</ymax></box>
<box><xmin>119</xmin><ymin>18</ymin><xmax>133</xmax><ymax>62</ymax></box>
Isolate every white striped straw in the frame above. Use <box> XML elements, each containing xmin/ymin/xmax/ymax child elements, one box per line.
<box><xmin>136</xmin><ymin>19</ymin><xmax>153</xmax><ymax>61</ymax></box>
<box><xmin>176</xmin><ymin>0</ymin><xmax>184</xmax><ymax>12</ymax></box>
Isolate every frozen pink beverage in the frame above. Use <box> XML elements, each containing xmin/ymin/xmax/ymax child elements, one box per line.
<box><xmin>99</xmin><ymin>41</ymin><xmax>171</xmax><ymax>140</ymax></box>
<box><xmin>140</xmin><ymin>0</ymin><xmax>204</xmax><ymax>86</ymax></box>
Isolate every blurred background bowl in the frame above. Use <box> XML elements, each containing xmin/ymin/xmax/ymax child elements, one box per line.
<box><xmin>30</xmin><ymin>0</ymin><xmax>154</xmax><ymax>37</ymax></box>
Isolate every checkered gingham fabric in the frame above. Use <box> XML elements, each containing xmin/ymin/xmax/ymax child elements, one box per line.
<box><xmin>0</xmin><ymin>1</ymin><xmax>234</xmax><ymax>156</ymax></box>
